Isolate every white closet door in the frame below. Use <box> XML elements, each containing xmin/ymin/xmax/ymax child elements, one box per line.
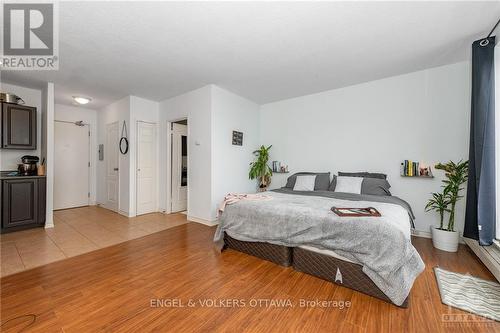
<box><xmin>105</xmin><ymin>122</ymin><xmax>119</xmax><ymax>212</ymax></box>
<box><xmin>171</xmin><ymin>123</ymin><xmax>187</xmax><ymax>212</ymax></box>
<box><xmin>136</xmin><ymin>121</ymin><xmax>157</xmax><ymax>215</ymax></box>
<box><xmin>54</xmin><ymin>121</ymin><xmax>90</xmax><ymax>210</ymax></box>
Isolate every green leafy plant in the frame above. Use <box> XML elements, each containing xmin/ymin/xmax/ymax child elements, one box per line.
<box><xmin>434</xmin><ymin>160</ymin><xmax>469</xmax><ymax>232</ymax></box>
<box><xmin>425</xmin><ymin>190</ymin><xmax>451</xmax><ymax>230</ymax></box>
<box><xmin>249</xmin><ymin>145</ymin><xmax>273</xmax><ymax>189</ymax></box>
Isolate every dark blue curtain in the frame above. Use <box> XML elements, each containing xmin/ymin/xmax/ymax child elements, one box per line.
<box><xmin>464</xmin><ymin>37</ymin><xmax>496</xmax><ymax>245</ymax></box>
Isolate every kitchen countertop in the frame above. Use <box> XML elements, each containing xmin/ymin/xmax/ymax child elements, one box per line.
<box><xmin>0</xmin><ymin>171</ymin><xmax>46</xmax><ymax>180</ymax></box>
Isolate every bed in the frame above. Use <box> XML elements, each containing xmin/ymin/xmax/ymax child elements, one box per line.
<box><xmin>215</xmin><ymin>177</ymin><xmax>424</xmax><ymax>308</ymax></box>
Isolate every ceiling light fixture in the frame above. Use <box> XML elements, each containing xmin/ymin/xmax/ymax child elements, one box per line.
<box><xmin>73</xmin><ymin>96</ymin><xmax>91</xmax><ymax>105</ymax></box>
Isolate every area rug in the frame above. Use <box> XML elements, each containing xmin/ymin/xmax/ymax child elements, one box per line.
<box><xmin>434</xmin><ymin>267</ymin><xmax>500</xmax><ymax>321</ymax></box>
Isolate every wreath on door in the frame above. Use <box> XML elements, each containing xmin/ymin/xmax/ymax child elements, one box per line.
<box><xmin>120</xmin><ymin>121</ymin><xmax>129</xmax><ymax>154</ymax></box>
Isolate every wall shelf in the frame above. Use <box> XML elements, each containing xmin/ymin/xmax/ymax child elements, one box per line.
<box><xmin>400</xmin><ymin>175</ymin><xmax>434</xmax><ymax>178</ymax></box>
<box><xmin>401</xmin><ymin>160</ymin><xmax>433</xmax><ymax>178</ymax></box>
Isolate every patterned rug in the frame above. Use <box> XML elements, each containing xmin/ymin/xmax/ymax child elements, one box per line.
<box><xmin>434</xmin><ymin>267</ymin><xmax>500</xmax><ymax>322</ymax></box>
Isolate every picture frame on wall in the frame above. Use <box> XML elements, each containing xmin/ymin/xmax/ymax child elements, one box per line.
<box><xmin>232</xmin><ymin>131</ymin><xmax>243</xmax><ymax>146</ymax></box>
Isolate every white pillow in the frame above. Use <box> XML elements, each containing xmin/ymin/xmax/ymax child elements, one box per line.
<box><xmin>293</xmin><ymin>175</ymin><xmax>317</xmax><ymax>191</ymax></box>
<box><xmin>334</xmin><ymin>176</ymin><xmax>363</xmax><ymax>194</ymax></box>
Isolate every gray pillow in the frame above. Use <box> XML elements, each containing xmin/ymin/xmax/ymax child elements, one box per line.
<box><xmin>285</xmin><ymin>172</ymin><xmax>330</xmax><ymax>191</ymax></box>
<box><xmin>338</xmin><ymin>171</ymin><xmax>387</xmax><ymax>180</ymax></box>
<box><xmin>328</xmin><ymin>175</ymin><xmax>337</xmax><ymax>191</ymax></box>
<box><xmin>361</xmin><ymin>178</ymin><xmax>391</xmax><ymax>196</ymax></box>
<box><xmin>329</xmin><ymin>176</ymin><xmax>391</xmax><ymax>195</ymax></box>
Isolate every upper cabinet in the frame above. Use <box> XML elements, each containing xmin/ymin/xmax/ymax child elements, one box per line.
<box><xmin>1</xmin><ymin>102</ymin><xmax>37</xmax><ymax>150</ymax></box>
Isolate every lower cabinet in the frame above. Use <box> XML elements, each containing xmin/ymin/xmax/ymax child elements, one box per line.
<box><xmin>1</xmin><ymin>177</ymin><xmax>46</xmax><ymax>233</ymax></box>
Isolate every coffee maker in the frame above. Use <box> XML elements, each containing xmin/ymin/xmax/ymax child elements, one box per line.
<box><xmin>18</xmin><ymin>155</ymin><xmax>39</xmax><ymax>176</ymax></box>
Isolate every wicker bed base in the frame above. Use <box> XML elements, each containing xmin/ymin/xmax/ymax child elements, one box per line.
<box><xmin>293</xmin><ymin>247</ymin><xmax>409</xmax><ymax>308</ymax></box>
<box><xmin>223</xmin><ymin>235</ymin><xmax>409</xmax><ymax>307</ymax></box>
<box><xmin>222</xmin><ymin>234</ymin><xmax>408</xmax><ymax>307</ymax></box>
<box><xmin>223</xmin><ymin>233</ymin><xmax>292</xmax><ymax>267</ymax></box>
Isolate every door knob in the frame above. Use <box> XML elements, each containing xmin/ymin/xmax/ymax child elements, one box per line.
<box><xmin>113</xmin><ymin>168</ymin><xmax>118</xmax><ymax>171</ymax></box>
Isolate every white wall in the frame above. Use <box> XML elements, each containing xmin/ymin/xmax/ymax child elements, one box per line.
<box><xmin>55</xmin><ymin>104</ymin><xmax>98</xmax><ymax>204</ymax></box>
<box><xmin>96</xmin><ymin>96</ymin><xmax>131</xmax><ymax>215</ymax></box>
<box><xmin>159</xmin><ymin>86</ymin><xmax>213</xmax><ymax>221</ymax></box>
<box><xmin>260</xmin><ymin>62</ymin><xmax>471</xmax><ymax>234</ymax></box>
<box><xmin>211</xmin><ymin>86</ymin><xmax>260</xmax><ymax>220</ymax></box>
<box><xmin>0</xmin><ymin>83</ymin><xmax>42</xmax><ymax>170</ymax></box>
<box><xmin>159</xmin><ymin>85</ymin><xmax>261</xmax><ymax>222</ymax></box>
<box><xmin>43</xmin><ymin>83</ymin><xmax>55</xmax><ymax>227</ymax></box>
<box><xmin>96</xmin><ymin>95</ymin><xmax>160</xmax><ymax>217</ymax></box>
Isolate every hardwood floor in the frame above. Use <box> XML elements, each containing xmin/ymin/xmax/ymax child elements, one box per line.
<box><xmin>0</xmin><ymin>221</ymin><xmax>498</xmax><ymax>333</ymax></box>
<box><xmin>0</xmin><ymin>206</ymin><xmax>187</xmax><ymax>276</ymax></box>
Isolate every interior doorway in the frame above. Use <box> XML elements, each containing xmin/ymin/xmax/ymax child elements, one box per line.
<box><xmin>170</xmin><ymin>119</ymin><xmax>188</xmax><ymax>213</ymax></box>
<box><xmin>54</xmin><ymin>120</ymin><xmax>90</xmax><ymax>210</ymax></box>
<box><xmin>136</xmin><ymin>121</ymin><xmax>158</xmax><ymax>215</ymax></box>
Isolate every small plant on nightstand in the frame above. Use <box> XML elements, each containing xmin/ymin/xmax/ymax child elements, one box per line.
<box><xmin>249</xmin><ymin>145</ymin><xmax>273</xmax><ymax>191</ymax></box>
<box><xmin>427</xmin><ymin>160</ymin><xmax>468</xmax><ymax>252</ymax></box>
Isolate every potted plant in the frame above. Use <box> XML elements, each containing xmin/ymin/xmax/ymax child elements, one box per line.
<box><xmin>249</xmin><ymin>145</ymin><xmax>273</xmax><ymax>191</ymax></box>
<box><xmin>426</xmin><ymin>160</ymin><xmax>468</xmax><ymax>252</ymax></box>
<box><xmin>425</xmin><ymin>191</ymin><xmax>450</xmax><ymax>230</ymax></box>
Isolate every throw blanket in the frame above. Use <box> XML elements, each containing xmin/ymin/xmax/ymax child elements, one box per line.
<box><xmin>214</xmin><ymin>190</ymin><xmax>425</xmax><ymax>306</ymax></box>
<box><xmin>218</xmin><ymin>193</ymin><xmax>272</xmax><ymax>216</ymax></box>
<box><xmin>274</xmin><ymin>188</ymin><xmax>416</xmax><ymax>227</ymax></box>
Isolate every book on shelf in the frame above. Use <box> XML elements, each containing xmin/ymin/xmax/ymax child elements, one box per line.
<box><xmin>272</xmin><ymin>161</ymin><xmax>288</xmax><ymax>173</ymax></box>
<box><xmin>401</xmin><ymin>160</ymin><xmax>433</xmax><ymax>177</ymax></box>
<box><xmin>272</xmin><ymin>161</ymin><xmax>280</xmax><ymax>172</ymax></box>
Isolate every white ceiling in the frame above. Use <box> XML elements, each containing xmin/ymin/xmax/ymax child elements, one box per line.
<box><xmin>2</xmin><ymin>1</ymin><xmax>500</xmax><ymax>109</ymax></box>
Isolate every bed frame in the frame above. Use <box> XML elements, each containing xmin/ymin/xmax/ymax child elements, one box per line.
<box><xmin>223</xmin><ymin>233</ymin><xmax>292</xmax><ymax>266</ymax></box>
<box><xmin>223</xmin><ymin>233</ymin><xmax>409</xmax><ymax>308</ymax></box>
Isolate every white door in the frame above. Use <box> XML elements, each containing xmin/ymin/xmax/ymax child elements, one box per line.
<box><xmin>54</xmin><ymin>121</ymin><xmax>90</xmax><ymax>210</ymax></box>
<box><xmin>136</xmin><ymin>121</ymin><xmax>157</xmax><ymax>215</ymax></box>
<box><xmin>171</xmin><ymin>123</ymin><xmax>187</xmax><ymax>212</ymax></box>
<box><xmin>105</xmin><ymin>122</ymin><xmax>119</xmax><ymax>212</ymax></box>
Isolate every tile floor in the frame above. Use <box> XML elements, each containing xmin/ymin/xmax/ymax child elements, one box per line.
<box><xmin>0</xmin><ymin>206</ymin><xmax>188</xmax><ymax>277</ymax></box>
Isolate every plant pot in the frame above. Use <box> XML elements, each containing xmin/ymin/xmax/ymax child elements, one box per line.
<box><xmin>431</xmin><ymin>226</ymin><xmax>459</xmax><ymax>252</ymax></box>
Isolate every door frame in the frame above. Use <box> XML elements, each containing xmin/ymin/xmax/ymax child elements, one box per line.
<box><xmin>135</xmin><ymin>120</ymin><xmax>158</xmax><ymax>216</ymax></box>
<box><xmin>165</xmin><ymin>118</ymin><xmax>188</xmax><ymax>214</ymax></box>
<box><xmin>53</xmin><ymin>120</ymin><xmax>91</xmax><ymax>210</ymax></box>
<box><xmin>104</xmin><ymin>121</ymin><xmax>119</xmax><ymax>213</ymax></box>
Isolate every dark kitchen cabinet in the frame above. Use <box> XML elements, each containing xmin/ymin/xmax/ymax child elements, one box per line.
<box><xmin>1</xmin><ymin>176</ymin><xmax>46</xmax><ymax>233</ymax></box>
<box><xmin>1</xmin><ymin>102</ymin><xmax>37</xmax><ymax>150</ymax></box>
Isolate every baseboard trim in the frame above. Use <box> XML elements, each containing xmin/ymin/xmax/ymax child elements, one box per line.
<box><xmin>464</xmin><ymin>237</ymin><xmax>500</xmax><ymax>282</ymax></box>
<box><xmin>411</xmin><ymin>229</ymin><xmax>465</xmax><ymax>244</ymax></box>
<box><xmin>411</xmin><ymin>229</ymin><xmax>432</xmax><ymax>239</ymax></box>
<box><xmin>187</xmin><ymin>215</ymin><xmax>218</xmax><ymax>226</ymax></box>
<box><xmin>118</xmin><ymin>210</ymin><xmax>134</xmax><ymax>218</ymax></box>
